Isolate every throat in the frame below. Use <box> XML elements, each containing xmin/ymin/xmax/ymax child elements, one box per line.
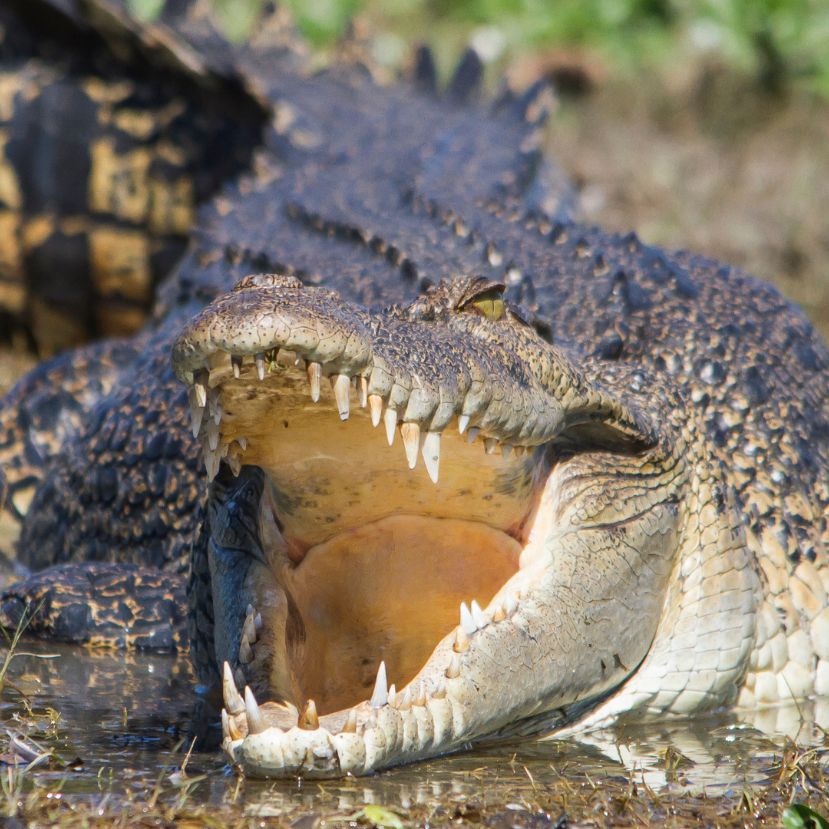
<box><xmin>253</xmin><ymin>514</ymin><xmax>521</xmax><ymax>714</ymax></box>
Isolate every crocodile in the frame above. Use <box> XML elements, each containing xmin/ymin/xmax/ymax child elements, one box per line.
<box><xmin>1</xmin><ymin>0</ymin><xmax>829</xmax><ymax>780</ymax></box>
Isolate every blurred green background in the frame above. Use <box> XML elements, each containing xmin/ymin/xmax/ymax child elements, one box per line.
<box><xmin>128</xmin><ymin>0</ymin><xmax>829</xmax><ymax>97</ymax></box>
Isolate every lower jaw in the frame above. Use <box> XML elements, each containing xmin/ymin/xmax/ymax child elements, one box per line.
<box><xmin>237</xmin><ymin>513</ymin><xmax>523</xmax><ymax>716</ymax></box>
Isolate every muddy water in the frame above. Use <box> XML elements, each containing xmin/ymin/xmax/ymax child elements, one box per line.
<box><xmin>1</xmin><ymin>641</ymin><xmax>826</xmax><ymax>819</ymax></box>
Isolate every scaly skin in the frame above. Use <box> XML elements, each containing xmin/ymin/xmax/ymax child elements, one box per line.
<box><xmin>0</xmin><ymin>0</ymin><xmax>826</xmax><ymax>780</ymax></box>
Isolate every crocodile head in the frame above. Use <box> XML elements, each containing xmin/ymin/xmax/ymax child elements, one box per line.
<box><xmin>172</xmin><ymin>273</ymin><xmax>717</xmax><ymax>778</ymax></box>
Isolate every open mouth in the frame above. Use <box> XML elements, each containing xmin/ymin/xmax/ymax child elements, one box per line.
<box><xmin>195</xmin><ymin>342</ymin><xmax>551</xmax><ymax>716</ymax></box>
<box><xmin>171</xmin><ymin>273</ymin><xmax>651</xmax><ymax>775</ymax></box>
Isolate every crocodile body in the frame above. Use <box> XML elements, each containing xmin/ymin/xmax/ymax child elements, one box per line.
<box><xmin>1</xmin><ymin>0</ymin><xmax>828</xmax><ymax>779</ymax></box>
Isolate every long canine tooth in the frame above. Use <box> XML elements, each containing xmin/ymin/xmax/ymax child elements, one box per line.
<box><xmin>370</xmin><ymin>661</ymin><xmax>388</xmax><ymax>708</ymax></box>
<box><xmin>205</xmin><ymin>418</ymin><xmax>219</xmax><ymax>451</ymax></box>
<box><xmin>358</xmin><ymin>376</ymin><xmax>368</xmax><ymax>408</ymax></box>
<box><xmin>484</xmin><ymin>437</ymin><xmax>498</xmax><ymax>454</ymax></box>
<box><xmin>446</xmin><ymin>653</ymin><xmax>461</xmax><ymax>679</ymax></box>
<box><xmin>193</xmin><ymin>370</ymin><xmax>208</xmax><ymax>408</ymax></box>
<box><xmin>188</xmin><ymin>388</ymin><xmax>205</xmax><ymax>437</ymax></box>
<box><xmin>204</xmin><ymin>447</ymin><xmax>221</xmax><ymax>481</ymax></box>
<box><xmin>459</xmin><ymin>602</ymin><xmax>477</xmax><ymax>635</ymax></box>
<box><xmin>458</xmin><ymin>414</ymin><xmax>470</xmax><ymax>434</ymax></box>
<box><xmin>332</xmin><ymin>374</ymin><xmax>351</xmax><ymax>420</ymax></box>
<box><xmin>342</xmin><ymin>709</ymin><xmax>358</xmax><ymax>733</ymax></box>
<box><xmin>470</xmin><ymin>600</ymin><xmax>488</xmax><ymax>629</ymax></box>
<box><xmin>368</xmin><ymin>394</ymin><xmax>383</xmax><ymax>427</ymax></box>
<box><xmin>421</xmin><ymin>431</ymin><xmax>441</xmax><ymax>483</ymax></box>
<box><xmin>299</xmin><ymin>699</ymin><xmax>320</xmax><ymax>730</ymax></box>
<box><xmin>231</xmin><ymin>354</ymin><xmax>242</xmax><ymax>378</ymax></box>
<box><xmin>401</xmin><ymin>422</ymin><xmax>420</xmax><ymax>469</ymax></box>
<box><xmin>222</xmin><ymin>662</ymin><xmax>245</xmax><ymax>715</ymax></box>
<box><xmin>388</xmin><ymin>684</ymin><xmax>397</xmax><ymax>706</ymax></box>
<box><xmin>383</xmin><ymin>408</ymin><xmax>397</xmax><ymax>446</ymax></box>
<box><xmin>255</xmin><ymin>353</ymin><xmax>266</xmax><ymax>381</ymax></box>
<box><xmin>307</xmin><ymin>362</ymin><xmax>321</xmax><ymax>402</ymax></box>
<box><xmin>467</xmin><ymin>427</ymin><xmax>480</xmax><ymax>444</ymax></box>
<box><xmin>454</xmin><ymin>626</ymin><xmax>470</xmax><ymax>653</ymax></box>
<box><xmin>245</xmin><ymin>686</ymin><xmax>266</xmax><ymax>734</ymax></box>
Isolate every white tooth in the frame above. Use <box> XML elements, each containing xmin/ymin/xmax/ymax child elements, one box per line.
<box><xmin>501</xmin><ymin>444</ymin><xmax>513</xmax><ymax>459</ymax></box>
<box><xmin>370</xmin><ymin>661</ymin><xmax>388</xmax><ymax>708</ymax></box>
<box><xmin>422</xmin><ymin>432</ymin><xmax>440</xmax><ymax>483</ymax></box>
<box><xmin>254</xmin><ymin>613</ymin><xmax>263</xmax><ymax>632</ymax></box>
<box><xmin>401</xmin><ymin>422</ymin><xmax>420</xmax><ymax>469</ymax></box>
<box><xmin>359</xmin><ymin>376</ymin><xmax>368</xmax><ymax>408</ymax></box>
<box><xmin>384</xmin><ymin>408</ymin><xmax>397</xmax><ymax>446</ymax></box>
<box><xmin>458</xmin><ymin>414</ymin><xmax>470</xmax><ymax>435</ymax></box>
<box><xmin>470</xmin><ymin>600</ymin><xmax>489</xmax><ymax>629</ymax></box>
<box><xmin>307</xmin><ymin>362</ymin><xmax>321</xmax><ymax>402</ymax></box>
<box><xmin>222</xmin><ymin>662</ymin><xmax>245</xmax><ymax>715</ymax></box>
<box><xmin>467</xmin><ymin>427</ymin><xmax>480</xmax><ymax>444</ymax></box>
<box><xmin>245</xmin><ymin>686</ymin><xmax>266</xmax><ymax>734</ymax></box>
<box><xmin>237</xmin><ymin>436</ymin><xmax>247</xmax><ymax>451</ymax></box>
<box><xmin>504</xmin><ymin>595</ymin><xmax>518</xmax><ymax>615</ymax></box>
<box><xmin>189</xmin><ymin>399</ymin><xmax>205</xmax><ymax>438</ymax></box>
<box><xmin>204</xmin><ymin>447</ymin><xmax>221</xmax><ymax>481</ymax></box>
<box><xmin>193</xmin><ymin>372</ymin><xmax>208</xmax><ymax>408</ymax></box>
<box><xmin>205</xmin><ymin>419</ymin><xmax>219</xmax><ymax>451</ymax></box>
<box><xmin>388</xmin><ymin>684</ymin><xmax>397</xmax><ymax>706</ymax></box>
<box><xmin>484</xmin><ymin>438</ymin><xmax>498</xmax><ymax>454</ymax></box>
<box><xmin>459</xmin><ymin>601</ymin><xmax>477</xmax><ymax>635</ymax></box>
<box><xmin>369</xmin><ymin>394</ymin><xmax>383</xmax><ymax>427</ymax></box>
<box><xmin>231</xmin><ymin>355</ymin><xmax>242</xmax><ymax>378</ymax></box>
<box><xmin>332</xmin><ymin>374</ymin><xmax>351</xmax><ymax>420</ymax></box>
<box><xmin>255</xmin><ymin>353</ymin><xmax>266</xmax><ymax>381</ymax></box>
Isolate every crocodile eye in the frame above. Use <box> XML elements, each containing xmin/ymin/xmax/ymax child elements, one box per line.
<box><xmin>462</xmin><ymin>288</ymin><xmax>506</xmax><ymax>321</ymax></box>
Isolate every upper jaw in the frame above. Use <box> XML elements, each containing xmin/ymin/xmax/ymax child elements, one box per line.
<box><xmin>171</xmin><ymin>273</ymin><xmax>582</xmax><ymax>487</ymax></box>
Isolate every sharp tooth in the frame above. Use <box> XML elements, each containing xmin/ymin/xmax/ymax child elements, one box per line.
<box><xmin>222</xmin><ymin>662</ymin><xmax>245</xmax><ymax>715</ymax></box>
<box><xmin>255</xmin><ymin>353</ymin><xmax>266</xmax><ymax>381</ymax></box>
<box><xmin>243</xmin><ymin>610</ymin><xmax>257</xmax><ymax>644</ymax></box>
<box><xmin>193</xmin><ymin>371</ymin><xmax>208</xmax><ymax>408</ymax></box>
<box><xmin>459</xmin><ymin>602</ymin><xmax>477</xmax><ymax>635</ymax></box>
<box><xmin>454</xmin><ymin>626</ymin><xmax>470</xmax><ymax>653</ymax></box>
<box><xmin>369</xmin><ymin>394</ymin><xmax>383</xmax><ymax>427</ymax></box>
<box><xmin>231</xmin><ymin>354</ymin><xmax>242</xmax><ymax>378</ymax></box>
<box><xmin>388</xmin><ymin>684</ymin><xmax>397</xmax><ymax>706</ymax></box>
<box><xmin>414</xmin><ymin>684</ymin><xmax>427</xmax><ymax>707</ymax></box>
<box><xmin>254</xmin><ymin>613</ymin><xmax>263</xmax><ymax>633</ymax></box>
<box><xmin>458</xmin><ymin>414</ymin><xmax>470</xmax><ymax>434</ymax></box>
<box><xmin>502</xmin><ymin>444</ymin><xmax>513</xmax><ymax>459</ymax></box>
<box><xmin>467</xmin><ymin>427</ymin><xmax>480</xmax><ymax>443</ymax></box>
<box><xmin>222</xmin><ymin>708</ymin><xmax>242</xmax><ymax>742</ymax></box>
<box><xmin>446</xmin><ymin>653</ymin><xmax>461</xmax><ymax>679</ymax></box>
<box><xmin>237</xmin><ymin>436</ymin><xmax>247</xmax><ymax>451</ymax></box>
<box><xmin>491</xmin><ymin>605</ymin><xmax>506</xmax><ymax>623</ymax></box>
<box><xmin>484</xmin><ymin>437</ymin><xmax>498</xmax><ymax>454</ymax></box>
<box><xmin>307</xmin><ymin>362</ymin><xmax>321</xmax><ymax>402</ymax></box>
<box><xmin>398</xmin><ymin>688</ymin><xmax>412</xmax><ymax>711</ymax></box>
<box><xmin>384</xmin><ymin>408</ymin><xmax>397</xmax><ymax>446</ymax></box>
<box><xmin>401</xmin><ymin>422</ymin><xmax>420</xmax><ymax>469</ymax></box>
<box><xmin>332</xmin><ymin>374</ymin><xmax>351</xmax><ymax>420</ymax></box>
<box><xmin>188</xmin><ymin>389</ymin><xmax>205</xmax><ymax>437</ymax></box>
<box><xmin>204</xmin><ymin>447</ymin><xmax>221</xmax><ymax>481</ymax></box>
<box><xmin>239</xmin><ymin>637</ymin><xmax>253</xmax><ymax>664</ymax></box>
<box><xmin>343</xmin><ymin>709</ymin><xmax>358</xmax><ymax>733</ymax></box>
<box><xmin>422</xmin><ymin>432</ymin><xmax>440</xmax><ymax>483</ymax></box>
<box><xmin>299</xmin><ymin>699</ymin><xmax>319</xmax><ymax>730</ymax></box>
<box><xmin>359</xmin><ymin>376</ymin><xmax>368</xmax><ymax>408</ymax></box>
<box><xmin>245</xmin><ymin>686</ymin><xmax>266</xmax><ymax>734</ymax></box>
<box><xmin>205</xmin><ymin>418</ymin><xmax>219</xmax><ymax>451</ymax></box>
<box><xmin>504</xmin><ymin>595</ymin><xmax>518</xmax><ymax>615</ymax></box>
<box><xmin>470</xmin><ymin>600</ymin><xmax>489</xmax><ymax>628</ymax></box>
<box><xmin>370</xmin><ymin>661</ymin><xmax>388</xmax><ymax>708</ymax></box>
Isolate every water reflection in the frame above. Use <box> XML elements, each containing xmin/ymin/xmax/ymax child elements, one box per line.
<box><xmin>1</xmin><ymin>642</ymin><xmax>826</xmax><ymax>812</ymax></box>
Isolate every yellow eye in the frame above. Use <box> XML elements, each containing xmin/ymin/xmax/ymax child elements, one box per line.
<box><xmin>465</xmin><ymin>289</ymin><xmax>505</xmax><ymax>321</ymax></box>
